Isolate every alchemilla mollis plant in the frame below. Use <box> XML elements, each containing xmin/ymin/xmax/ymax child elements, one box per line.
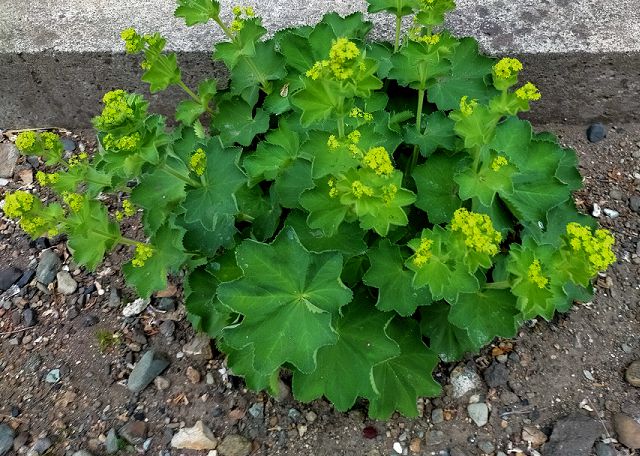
<box><xmin>3</xmin><ymin>0</ymin><xmax>616</xmax><ymax>418</ymax></box>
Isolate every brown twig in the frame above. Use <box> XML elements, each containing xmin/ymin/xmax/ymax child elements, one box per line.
<box><xmin>0</xmin><ymin>326</ymin><xmax>35</xmax><ymax>336</ymax></box>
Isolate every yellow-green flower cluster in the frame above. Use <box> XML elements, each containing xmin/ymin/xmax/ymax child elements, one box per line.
<box><xmin>412</xmin><ymin>237</ymin><xmax>434</xmax><ymax>268</ymax></box>
<box><xmin>19</xmin><ymin>216</ymin><xmax>48</xmax><ymax>237</ymax></box>
<box><xmin>68</xmin><ymin>152</ymin><xmax>89</xmax><ymax>168</ymax></box>
<box><xmin>35</xmin><ymin>171</ymin><xmax>60</xmax><ymax>186</ymax></box>
<box><xmin>527</xmin><ymin>259</ymin><xmax>549</xmax><ymax>289</ymax></box>
<box><xmin>349</xmin><ymin>107</ymin><xmax>374</xmax><ymax>122</ymax></box>
<box><xmin>493</xmin><ymin>57</ymin><xmax>523</xmax><ymax>79</ymax></box>
<box><xmin>116</xmin><ymin>199</ymin><xmax>137</xmax><ymax>221</ymax></box>
<box><xmin>62</xmin><ymin>192</ymin><xmax>84</xmax><ymax>213</ymax></box>
<box><xmin>231</xmin><ymin>6</ymin><xmax>255</xmax><ymax>32</ymax></box>
<box><xmin>95</xmin><ymin>90</ymin><xmax>135</xmax><ymax>130</ymax></box>
<box><xmin>408</xmin><ymin>27</ymin><xmax>441</xmax><ymax>45</ymax></box>
<box><xmin>327</xmin><ymin>135</ymin><xmax>340</xmax><ymax>150</ymax></box>
<box><xmin>189</xmin><ymin>148</ymin><xmax>207</xmax><ymax>176</ymax></box>
<box><xmin>328</xmin><ymin>178</ymin><xmax>338</xmax><ymax>198</ymax></box>
<box><xmin>15</xmin><ymin>131</ymin><xmax>37</xmax><ymax>153</ymax></box>
<box><xmin>2</xmin><ymin>191</ymin><xmax>35</xmax><ymax>218</ymax></box>
<box><xmin>491</xmin><ymin>156</ymin><xmax>508</xmax><ymax>172</ymax></box>
<box><xmin>515</xmin><ymin>82</ymin><xmax>541</xmax><ymax>101</ymax></box>
<box><xmin>459</xmin><ymin>96</ymin><xmax>478</xmax><ymax>116</ymax></box>
<box><xmin>566</xmin><ymin>222</ymin><xmax>616</xmax><ymax>274</ymax></box>
<box><xmin>132</xmin><ymin>243</ymin><xmax>154</xmax><ymax>268</ymax></box>
<box><xmin>306</xmin><ymin>38</ymin><xmax>362</xmax><ymax>81</ymax></box>
<box><xmin>382</xmin><ymin>184</ymin><xmax>398</xmax><ymax>205</ymax></box>
<box><xmin>40</xmin><ymin>132</ymin><xmax>61</xmax><ymax>151</ymax></box>
<box><xmin>363</xmin><ymin>147</ymin><xmax>394</xmax><ymax>177</ymax></box>
<box><xmin>103</xmin><ymin>133</ymin><xmax>142</xmax><ymax>153</ymax></box>
<box><xmin>121</xmin><ymin>28</ymin><xmax>144</xmax><ymax>54</ymax></box>
<box><xmin>450</xmin><ymin>208</ymin><xmax>502</xmax><ymax>255</ymax></box>
<box><xmin>351</xmin><ymin>180</ymin><xmax>374</xmax><ymax>198</ymax></box>
<box><xmin>347</xmin><ymin>130</ymin><xmax>361</xmax><ymax>144</ymax></box>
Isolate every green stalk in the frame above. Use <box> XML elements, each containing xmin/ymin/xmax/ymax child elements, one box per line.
<box><xmin>178</xmin><ymin>80</ymin><xmax>214</xmax><ymax>114</ymax></box>
<box><xmin>406</xmin><ymin>88</ymin><xmax>426</xmax><ymax>177</ymax></box>
<box><xmin>484</xmin><ymin>280</ymin><xmax>511</xmax><ymax>290</ymax></box>
<box><xmin>213</xmin><ymin>17</ymin><xmax>234</xmax><ymax>40</ymax></box>
<box><xmin>394</xmin><ymin>15</ymin><xmax>402</xmax><ymax>52</ymax></box>
<box><xmin>159</xmin><ymin>163</ymin><xmax>201</xmax><ymax>188</ymax></box>
<box><xmin>337</xmin><ymin>116</ymin><xmax>345</xmax><ymax>138</ymax></box>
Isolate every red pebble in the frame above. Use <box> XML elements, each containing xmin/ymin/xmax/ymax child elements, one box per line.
<box><xmin>362</xmin><ymin>426</ymin><xmax>378</xmax><ymax>439</ymax></box>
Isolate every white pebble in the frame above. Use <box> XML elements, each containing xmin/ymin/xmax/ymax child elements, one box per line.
<box><xmin>603</xmin><ymin>208</ymin><xmax>619</xmax><ymax>219</ymax></box>
<box><xmin>592</xmin><ymin>203</ymin><xmax>602</xmax><ymax>217</ymax></box>
<box><xmin>393</xmin><ymin>442</ymin><xmax>403</xmax><ymax>454</ymax></box>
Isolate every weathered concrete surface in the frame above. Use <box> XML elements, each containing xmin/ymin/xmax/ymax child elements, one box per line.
<box><xmin>1</xmin><ymin>0</ymin><xmax>639</xmax><ymax>127</ymax></box>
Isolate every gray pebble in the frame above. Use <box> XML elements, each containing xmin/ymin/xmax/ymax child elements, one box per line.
<box><xmin>30</xmin><ymin>437</ymin><xmax>52</xmax><ymax>455</ymax></box>
<box><xmin>477</xmin><ymin>441</ymin><xmax>495</xmax><ymax>454</ymax></box>
<box><xmin>82</xmin><ymin>314</ymin><xmax>99</xmax><ymax>327</ymax></box>
<box><xmin>630</xmin><ymin>195</ymin><xmax>640</xmax><ymax>214</ymax></box>
<box><xmin>45</xmin><ymin>368</ymin><xmax>61</xmax><ymax>383</ymax></box>
<box><xmin>0</xmin><ymin>424</ymin><xmax>14</xmax><ymax>456</ymax></box>
<box><xmin>0</xmin><ymin>143</ymin><xmax>19</xmax><ymax>178</ymax></box>
<box><xmin>36</xmin><ymin>250</ymin><xmax>61</xmax><ymax>285</ymax></box>
<box><xmin>450</xmin><ymin>364</ymin><xmax>484</xmax><ymax>398</ymax></box>
<box><xmin>105</xmin><ymin>428</ymin><xmax>119</xmax><ymax>454</ymax></box>
<box><xmin>248</xmin><ymin>403</ymin><xmax>264</xmax><ymax>419</ymax></box>
<box><xmin>72</xmin><ymin>451</ymin><xmax>95</xmax><ymax>456</ymax></box>
<box><xmin>127</xmin><ymin>350</ymin><xmax>170</xmax><ymax>393</ymax></box>
<box><xmin>431</xmin><ymin>408</ymin><xmax>444</xmax><ymax>424</ymax></box>
<box><xmin>159</xmin><ymin>320</ymin><xmax>176</xmax><ymax>338</ymax></box>
<box><xmin>108</xmin><ymin>287</ymin><xmax>121</xmax><ymax>307</ymax></box>
<box><xmin>609</xmin><ymin>189</ymin><xmax>623</xmax><ymax>200</ymax></box>
<box><xmin>483</xmin><ymin>361</ymin><xmax>509</xmax><ymax>388</ymax></box>
<box><xmin>595</xmin><ymin>441</ymin><xmax>617</xmax><ymax>456</ymax></box>
<box><xmin>587</xmin><ymin>123</ymin><xmax>606</xmax><ymax>143</ymax></box>
<box><xmin>0</xmin><ymin>267</ymin><xmax>22</xmax><ymax>292</ymax></box>
<box><xmin>22</xmin><ymin>308</ymin><xmax>36</xmax><ymax>327</ymax></box>
<box><xmin>61</xmin><ymin>138</ymin><xmax>76</xmax><ymax>151</ymax></box>
<box><xmin>155</xmin><ymin>297</ymin><xmax>176</xmax><ymax>312</ymax></box>
<box><xmin>467</xmin><ymin>403</ymin><xmax>489</xmax><ymax>427</ymax></box>
<box><xmin>56</xmin><ymin>271</ymin><xmax>78</xmax><ymax>295</ymax></box>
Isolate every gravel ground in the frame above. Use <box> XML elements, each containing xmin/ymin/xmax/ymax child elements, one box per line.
<box><xmin>0</xmin><ymin>121</ymin><xmax>639</xmax><ymax>456</ymax></box>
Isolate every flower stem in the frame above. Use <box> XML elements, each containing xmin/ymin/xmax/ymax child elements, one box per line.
<box><xmin>178</xmin><ymin>80</ymin><xmax>213</xmax><ymax>114</ymax></box>
<box><xmin>394</xmin><ymin>15</ymin><xmax>402</xmax><ymax>52</ymax></box>
<box><xmin>416</xmin><ymin>89</ymin><xmax>425</xmax><ymax>131</ymax></box>
<box><xmin>213</xmin><ymin>17</ymin><xmax>234</xmax><ymax>40</ymax></box>
<box><xmin>159</xmin><ymin>163</ymin><xmax>201</xmax><ymax>188</ymax></box>
<box><xmin>484</xmin><ymin>280</ymin><xmax>511</xmax><ymax>290</ymax></box>
<box><xmin>337</xmin><ymin>116</ymin><xmax>345</xmax><ymax>138</ymax></box>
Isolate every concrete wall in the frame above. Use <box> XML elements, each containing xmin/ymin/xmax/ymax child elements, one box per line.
<box><xmin>1</xmin><ymin>0</ymin><xmax>639</xmax><ymax>128</ymax></box>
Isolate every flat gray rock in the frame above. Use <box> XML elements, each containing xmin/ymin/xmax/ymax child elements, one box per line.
<box><xmin>0</xmin><ymin>143</ymin><xmax>19</xmax><ymax>178</ymax></box>
<box><xmin>127</xmin><ymin>350</ymin><xmax>170</xmax><ymax>393</ymax></box>
<box><xmin>0</xmin><ymin>424</ymin><xmax>15</xmax><ymax>456</ymax></box>
<box><xmin>36</xmin><ymin>250</ymin><xmax>61</xmax><ymax>285</ymax></box>
<box><xmin>543</xmin><ymin>413</ymin><xmax>602</xmax><ymax>455</ymax></box>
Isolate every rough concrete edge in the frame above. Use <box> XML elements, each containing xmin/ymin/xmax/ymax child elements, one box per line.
<box><xmin>1</xmin><ymin>49</ymin><xmax>639</xmax><ymax>128</ymax></box>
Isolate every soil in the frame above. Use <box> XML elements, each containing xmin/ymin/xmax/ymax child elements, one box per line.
<box><xmin>0</xmin><ymin>121</ymin><xmax>639</xmax><ymax>456</ymax></box>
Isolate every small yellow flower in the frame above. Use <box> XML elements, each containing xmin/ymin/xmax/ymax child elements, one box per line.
<box><xmin>451</xmin><ymin>208</ymin><xmax>501</xmax><ymax>255</ymax></box>
<box><xmin>40</xmin><ymin>132</ymin><xmax>61</xmax><ymax>151</ymax></box>
<box><xmin>327</xmin><ymin>135</ymin><xmax>340</xmax><ymax>150</ymax></box>
<box><xmin>347</xmin><ymin>130</ymin><xmax>361</xmax><ymax>144</ymax></box>
<box><xmin>62</xmin><ymin>192</ymin><xmax>84</xmax><ymax>213</ymax></box>
<box><xmin>121</xmin><ymin>28</ymin><xmax>144</xmax><ymax>54</ymax></box>
<box><xmin>349</xmin><ymin>107</ymin><xmax>363</xmax><ymax>118</ymax></box>
<box><xmin>491</xmin><ymin>156</ymin><xmax>508</xmax><ymax>172</ymax></box>
<box><xmin>2</xmin><ymin>191</ymin><xmax>35</xmax><ymax>218</ymax></box>
<box><xmin>132</xmin><ymin>243</ymin><xmax>154</xmax><ymax>268</ymax></box>
<box><xmin>232</xmin><ymin>5</ymin><xmax>243</xmax><ymax>15</ymax></box>
<box><xmin>412</xmin><ymin>237</ymin><xmax>434</xmax><ymax>268</ymax></box>
<box><xmin>20</xmin><ymin>216</ymin><xmax>47</xmax><ymax>237</ymax></box>
<box><xmin>363</xmin><ymin>112</ymin><xmax>374</xmax><ymax>122</ymax></box>
<box><xmin>122</xmin><ymin>199</ymin><xmax>136</xmax><ymax>217</ymax></box>
<box><xmin>15</xmin><ymin>131</ymin><xmax>37</xmax><ymax>153</ymax></box>
<box><xmin>351</xmin><ymin>180</ymin><xmax>374</xmax><ymax>198</ymax></box>
<box><xmin>382</xmin><ymin>184</ymin><xmax>398</xmax><ymax>205</ymax></box>
<box><xmin>189</xmin><ymin>148</ymin><xmax>207</xmax><ymax>176</ymax></box>
<box><xmin>306</xmin><ymin>38</ymin><xmax>361</xmax><ymax>81</ymax></box>
<box><xmin>328</xmin><ymin>178</ymin><xmax>339</xmax><ymax>198</ymax></box>
<box><xmin>493</xmin><ymin>57</ymin><xmax>523</xmax><ymax>79</ymax></box>
<box><xmin>527</xmin><ymin>259</ymin><xmax>549</xmax><ymax>288</ymax></box>
<box><xmin>35</xmin><ymin>171</ymin><xmax>60</xmax><ymax>186</ymax></box>
<box><xmin>515</xmin><ymin>82</ymin><xmax>541</xmax><ymax>101</ymax></box>
<box><xmin>363</xmin><ymin>147</ymin><xmax>394</xmax><ymax>177</ymax></box>
<box><xmin>231</xmin><ymin>19</ymin><xmax>244</xmax><ymax>32</ymax></box>
<box><xmin>245</xmin><ymin>6</ymin><xmax>255</xmax><ymax>16</ymax></box>
<box><xmin>459</xmin><ymin>96</ymin><xmax>478</xmax><ymax>116</ymax></box>
<box><xmin>95</xmin><ymin>90</ymin><xmax>134</xmax><ymax>130</ymax></box>
<box><xmin>566</xmin><ymin>223</ymin><xmax>616</xmax><ymax>274</ymax></box>
<box><xmin>348</xmin><ymin>144</ymin><xmax>361</xmax><ymax>158</ymax></box>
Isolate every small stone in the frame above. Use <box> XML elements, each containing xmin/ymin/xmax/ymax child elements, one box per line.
<box><xmin>543</xmin><ymin>413</ymin><xmax>601</xmax><ymax>455</ymax></box>
<box><xmin>45</xmin><ymin>368</ymin><xmax>61</xmax><ymax>383</ymax></box>
<box><xmin>217</xmin><ymin>434</ymin><xmax>251</xmax><ymax>456</ymax></box>
<box><xmin>0</xmin><ymin>143</ymin><xmax>19</xmax><ymax>178</ymax></box>
<box><xmin>183</xmin><ymin>334</ymin><xmax>213</xmax><ymax>360</ymax></box>
<box><xmin>105</xmin><ymin>428</ymin><xmax>119</xmax><ymax>454</ymax></box>
<box><xmin>119</xmin><ymin>420</ymin><xmax>147</xmax><ymax>445</ymax></box>
<box><xmin>393</xmin><ymin>442</ymin><xmax>403</xmax><ymax>454</ymax></box>
<box><xmin>614</xmin><ymin>413</ymin><xmax>640</xmax><ymax>449</ymax></box>
<box><xmin>127</xmin><ymin>350</ymin><xmax>170</xmax><ymax>393</ymax></box>
<box><xmin>483</xmin><ymin>361</ymin><xmax>509</xmax><ymax>388</ymax></box>
<box><xmin>305</xmin><ymin>411</ymin><xmax>317</xmax><ymax>423</ymax></box>
<box><xmin>431</xmin><ymin>408</ymin><xmax>444</xmax><ymax>424</ymax></box>
<box><xmin>595</xmin><ymin>442</ymin><xmax>617</xmax><ymax>456</ymax></box>
<box><xmin>72</xmin><ymin>451</ymin><xmax>95</xmax><ymax>456</ymax></box>
<box><xmin>186</xmin><ymin>366</ymin><xmax>201</xmax><ymax>384</ymax></box>
<box><xmin>451</xmin><ymin>364</ymin><xmax>484</xmax><ymax>398</ymax></box>
<box><xmin>122</xmin><ymin>298</ymin><xmax>150</xmax><ymax>317</ymax></box>
<box><xmin>409</xmin><ymin>437</ymin><xmax>421</xmax><ymax>453</ymax></box>
<box><xmin>171</xmin><ymin>421</ymin><xmax>217</xmax><ymax>450</ymax></box>
<box><xmin>155</xmin><ymin>297</ymin><xmax>176</xmax><ymax>312</ymax></box>
<box><xmin>622</xmin><ymin>344</ymin><xmax>633</xmax><ymax>354</ymax></box>
<box><xmin>154</xmin><ymin>376</ymin><xmax>170</xmax><ymax>390</ymax></box>
<box><xmin>30</xmin><ymin>437</ymin><xmax>52</xmax><ymax>455</ymax></box>
<box><xmin>206</xmin><ymin>372</ymin><xmax>215</xmax><ymax>385</ymax></box>
<box><xmin>592</xmin><ymin>203</ymin><xmax>602</xmax><ymax>217</ymax></box>
<box><xmin>15</xmin><ymin>269</ymin><xmax>34</xmax><ymax>288</ymax></box>
<box><xmin>603</xmin><ymin>208</ymin><xmax>619</xmax><ymax>219</ymax></box>
<box><xmin>248</xmin><ymin>403</ymin><xmax>264</xmax><ymax>419</ymax></box>
<box><xmin>477</xmin><ymin>441</ymin><xmax>495</xmax><ymax>454</ymax></box>
<box><xmin>624</xmin><ymin>360</ymin><xmax>640</xmax><ymax>387</ymax></box>
<box><xmin>587</xmin><ymin>123</ymin><xmax>606</xmax><ymax>143</ymax></box>
<box><xmin>159</xmin><ymin>320</ymin><xmax>175</xmax><ymax>337</ymax></box>
<box><xmin>0</xmin><ymin>424</ymin><xmax>15</xmax><ymax>456</ymax></box>
<box><xmin>609</xmin><ymin>188</ymin><xmax>623</xmax><ymax>200</ymax></box>
<box><xmin>0</xmin><ymin>267</ymin><xmax>22</xmax><ymax>292</ymax></box>
<box><xmin>108</xmin><ymin>288</ymin><xmax>121</xmax><ymax>307</ymax></box>
<box><xmin>630</xmin><ymin>196</ymin><xmax>640</xmax><ymax>214</ymax></box>
<box><xmin>522</xmin><ymin>426</ymin><xmax>548</xmax><ymax>447</ymax></box>
<box><xmin>467</xmin><ymin>403</ymin><xmax>489</xmax><ymax>427</ymax></box>
<box><xmin>36</xmin><ymin>250</ymin><xmax>61</xmax><ymax>285</ymax></box>
<box><xmin>61</xmin><ymin>138</ymin><xmax>76</xmax><ymax>151</ymax></box>
<box><xmin>56</xmin><ymin>271</ymin><xmax>78</xmax><ymax>295</ymax></box>
<box><xmin>288</xmin><ymin>408</ymin><xmax>301</xmax><ymax>422</ymax></box>
<box><xmin>22</xmin><ymin>308</ymin><xmax>36</xmax><ymax>327</ymax></box>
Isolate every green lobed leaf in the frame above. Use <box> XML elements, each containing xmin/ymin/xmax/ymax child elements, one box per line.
<box><xmin>299</xmin><ymin>180</ymin><xmax>349</xmax><ymax>237</ymax></box>
<box><xmin>214</xmin><ymin>19</ymin><xmax>266</xmax><ymax>68</ymax></box>
<box><xmin>366</xmin><ymin>0</ymin><xmax>418</xmax><ymax>16</ymax></box>
<box><xmin>212</xmin><ymin>98</ymin><xmax>270</xmax><ymax>147</ymax></box>
<box><xmin>449</xmin><ymin>289</ymin><xmax>520</xmax><ymax>347</ymax></box>
<box><xmin>184</xmin><ymin>266</ymin><xmax>234</xmax><ymax>338</ymax></box>
<box><xmin>142</xmin><ymin>53</ymin><xmax>182</xmax><ymax>93</ymax></box>
<box><xmin>420</xmin><ymin>301</ymin><xmax>479</xmax><ymax>362</ymax></box>
<box><xmin>455</xmin><ymin>153</ymin><xmax>517</xmax><ymax>206</ymax></box>
<box><xmin>219</xmin><ymin>227</ymin><xmax>353</xmax><ymax>374</ymax></box>
<box><xmin>181</xmin><ymin>139</ymin><xmax>246</xmax><ymax>231</ymax></box>
<box><xmin>363</xmin><ymin>239</ymin><xmax>432</xmax><ymax>316</ymax></box>
<box><xmin>273</xmin><ymin>158</ymin><xmax>314</xmax><ymax>209</ymax></box>
<box><xmin>403</xmin><ymin>111</ymin><xmax>457</xmax><ymax>157</ymax></box>
<box><xmin>175</xmin><ymin>0</ymin><xmax>220</xmax><ymax>26</ymax></box>
<box><xmin>230</xmin><ymin>40</ymin><xmax>287</xmax><ymax>94</ymax></box>
<box><xmin>413</xmin><ymin>152</ymin><xmax>463</xmax><ymax>224</ymax></box>
<box><xmin>368</xmin><ymin>317</ymin><xmax>441</xmax><ymax>419</ymax></box>
<box><xmin>292</xmin><ymin>298</ymin><xmax>400</xmax><ymax>411</ymax></box>
<box><xmin>123</xmin><ymin>223</ymin><xmax>189</xmax><ymax>298</ymax></box>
